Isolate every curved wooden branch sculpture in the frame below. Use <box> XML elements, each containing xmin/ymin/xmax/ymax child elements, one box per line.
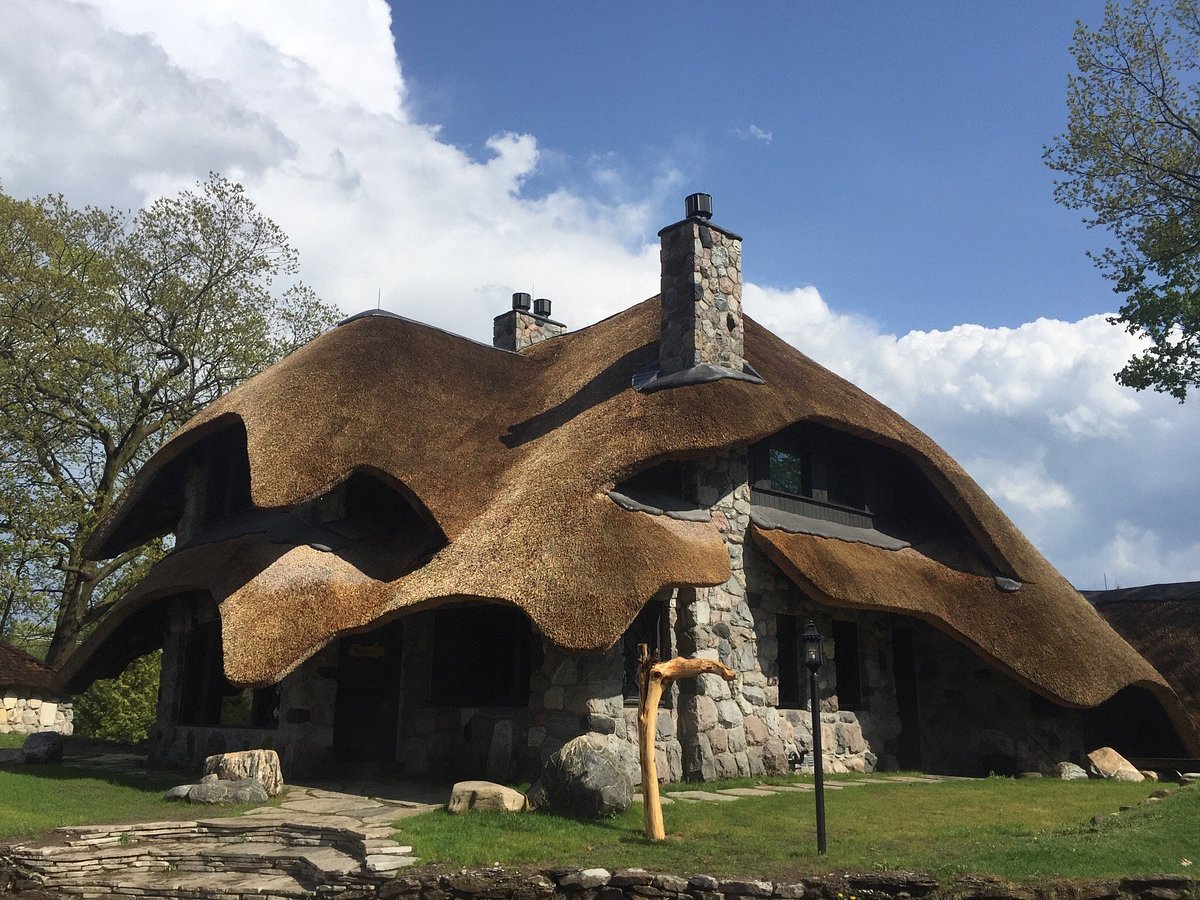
<box><xmin>638</xmin><ymin>644</ymin><xmax>737</xmax><ymax>841</ymax></box>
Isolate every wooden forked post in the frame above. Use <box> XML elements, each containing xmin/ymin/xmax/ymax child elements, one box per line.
<box><xmin>637</xmin><ymin>644</ymin><xmax>736</xmax><ymax>841</ymax></box>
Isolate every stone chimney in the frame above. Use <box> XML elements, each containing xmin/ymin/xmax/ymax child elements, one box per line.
<box><xmin>493</xmin><ymin>293</ymin><xmax>565</xmax><ymax>351</ymax></box>
<box><xmin>658</xmin><ymin>193</ymin><xmax>744</xmax><ymax>376</ymax></box>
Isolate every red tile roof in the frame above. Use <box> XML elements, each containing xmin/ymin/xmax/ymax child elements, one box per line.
<box><xmin>0</xmin><ymin>642</ymin><xmax>55</xmax><ymax>692</ymax></box>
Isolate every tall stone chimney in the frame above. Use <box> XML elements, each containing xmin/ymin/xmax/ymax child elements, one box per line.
<box><xmin>658</xmin><ymin>193</ymin><xmax>744</xmax><ymax>376</ymax></box>
<box><xmin>493</xmin><ymin>293</ymin><xmax>565</xmax><ymax>351</ymax></box>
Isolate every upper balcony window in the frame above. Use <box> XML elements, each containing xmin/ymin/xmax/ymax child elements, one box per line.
<box><xmin>751</xmin><ymin>424</ymin><xmax>867</xmax><ymax>515</ymax></box>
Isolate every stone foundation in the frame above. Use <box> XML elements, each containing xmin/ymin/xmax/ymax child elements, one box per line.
<box><xmin>0</xmin><ymin>694</ymin><xmax>73</xmax><ymax>735</ymax></box>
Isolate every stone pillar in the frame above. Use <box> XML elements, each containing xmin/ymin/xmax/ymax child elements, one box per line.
<box><xmin>676</xmin><ymin>449</ymin><xmax>780</xmax><ymax>780</ymax></box>
<box><xmin>658</xmin><ymin>195</ymin><xmax>744</xmax><ymax>376</ymax></box>
<box><xmin>493</xmin><ymin>295</ymin><xmax>565</xmax><ymax>351</ymax></box>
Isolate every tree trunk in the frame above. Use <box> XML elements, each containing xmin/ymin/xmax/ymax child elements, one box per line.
<box><xmin>45</xmin><ymin>566</ymin><xmax>98</xmax><ymax>668</ymax></box>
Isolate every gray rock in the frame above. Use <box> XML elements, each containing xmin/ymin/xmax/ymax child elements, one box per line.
<box><xmin>559</xmin><ymin>868</ymin><xmax>611</xmax><ymax>889</ymax></box>
<box><xmin>529</xmin><ymin>735</ymin><xmax>633</xmax><ymax>818</ymax></box>
<box><xmin>187</xmin><ymin>777</ymin><xmax>269</xmax><ymax>804</ymax></box>
<box><xmin>203</xmin><ymin>748</ymin><xmax>284</xmax><ymax>796</ymax></box>
<box><xmin>0</xmin><ymin>748</ymin><xmax>24</xmax><ymax>765</ymax></box>
<box><xmin>164</xmin><ymin>784</ymin><xmax>194</xmax><ymax>801</ymax></box>
<box><xmin>1087</xmin><ymin>747</ymin><xmax>1144</xmax><ymax>782</ymax></box>
<box><xmin>720</xmin><ymin>880</ymin><xmax>773</xmax><ymax>897</ymax></box>
<box><xmin>611</xmin><ymin>868</ymin><xmax>655</xmax><ymax>887</ymax></box>
<box><xmin>654</xmin><ymin>875</ymin><xmax>689</xmax><ymax>893</ymax></box>
<box><xmin>448</xmin><ymin>780</ymin><xmax>529</xmax><ymax>814</ymax></box>
<box><xmin>1053</xmin><ymin>761</ymin><xmax>1089</xmax><ymax>781</ymax></box>
<box><xmin>22</xmin><ymin>731</ymin><xmax>63</xmax><ymax>763</ymax></box>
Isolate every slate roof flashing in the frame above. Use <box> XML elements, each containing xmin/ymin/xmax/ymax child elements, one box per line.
<box><xmin>633</xmin><ymin>360</ymin><xmax>766</xmax><ymax>393</ymax></box>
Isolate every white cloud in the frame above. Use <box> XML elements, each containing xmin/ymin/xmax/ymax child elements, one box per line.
<box><xmin>732</xmin><ymin>124</ymin><xmax>773</xmax><ymax>144</ymax></box>
<box><xmin>2</xmin><ymin>0</ymin><xmax>1198</xmax><ymax>591</ymax></box>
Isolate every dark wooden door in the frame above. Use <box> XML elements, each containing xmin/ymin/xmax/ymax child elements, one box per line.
<box><xmin>891</xmin><ymin>627</ymin><xmax>922</xmax><ymax>771</ymax></box>
<box><xmin>333</xmin><ymin>620</ymin><xmax>404</xmax><ymax>771</ymax></box>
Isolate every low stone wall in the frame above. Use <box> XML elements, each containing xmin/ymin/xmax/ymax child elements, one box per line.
<box><xmin>0</xmin><ymin>694</ymin><xmax>73</xmax><ymax>736</ymax></box>
<box><xmin>3</xmin><ymin>859</ymin><xmax>1196</xmax><ymax>900</ymax></box>
<box><xmin>374</xmin><ymin>867</ymin><xmax>1199</xmax><ymax>900</ymax></box>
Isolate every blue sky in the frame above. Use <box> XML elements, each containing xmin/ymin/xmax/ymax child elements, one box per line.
<box><xmin>392</xmin><ymin>2</ymin><xmax>1102</xmax><ymax>333</ymax></box>
<box><xmin>1</xmin><ymin>1</ymin><xmax>1198</xmax><ymax>589</ymax></box>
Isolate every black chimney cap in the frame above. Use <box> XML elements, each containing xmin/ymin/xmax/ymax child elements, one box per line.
<box><xmin>685</xmin><ymin>193</ymin><xmax>713</xmax><ymax>220</ymax></box>
<box><xmin>512</xmin><ymin>292</ymin><xmax>532</xmax><ymax>311</ymax></box>
<box><xmin>533</xmin><ymin>297</ymin><xmax>552</xmax><ymax>317</ymax></box>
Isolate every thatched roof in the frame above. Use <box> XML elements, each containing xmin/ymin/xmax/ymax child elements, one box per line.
<box><xmin>59</xmin><ymin>299</ymin><xmax>1198</xmax><ymax>750</ymax></box>
<box><xmin>0</xmin><ymin>642</ymin><xmax>55</xmax><ymax>693</ymax></box>
<box><xmin>1085</xmin><ymin>584</ymin><xmax>1200</xmax><ymax>739</ymax></box>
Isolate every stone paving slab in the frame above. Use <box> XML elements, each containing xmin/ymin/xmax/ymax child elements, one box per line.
<box><xmin>668</xmin><ymin>790</ymin><xmax>740</xmax><ymax>802</ymax></box>
<box><xmin>715</xmin><ymin>788</ymin><xmax>778</xmax><ymax>797</ymax></box>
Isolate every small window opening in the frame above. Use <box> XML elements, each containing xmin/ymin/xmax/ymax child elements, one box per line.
<box><xmin>201</xmin><ymin>428</ymin><xmax>252</xmax><ymax>525</ymax></box>
<box><xmin>617</xmin><ymin>460</ymin><xmax>685</xmax><ymax>500</ymax></box>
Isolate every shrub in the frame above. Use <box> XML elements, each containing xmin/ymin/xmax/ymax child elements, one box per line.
<box><xmin>73</xmin><ymin>651</ymin><xmax>160</xmax><ymax>744</ymax></box>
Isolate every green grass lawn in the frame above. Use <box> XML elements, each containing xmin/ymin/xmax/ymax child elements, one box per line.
<box><xmin>0</xmin><ymin>732</ymin><xmax>26</xmax><ymax>748</ymax></box>
<box><xmin>0</xmin><ymin>763</ymin><xmax>253</xmax><ymax>841</ymax></box>
<box><xmin>398</xmin><ymin>776</ymin><xmax>1199</xmax><ymax>883</ymax></box>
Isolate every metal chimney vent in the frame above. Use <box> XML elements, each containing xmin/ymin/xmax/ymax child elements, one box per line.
<box><xmin>533</xmin><ymin>297</ymin><xmax>552</xmax><ymax>317</ymax></box>
<box><xmin>685</xmin><ymin>192</ymin><xmax>713</xmax><ymax>220</ymax></box>
<box><xmin>512</xmin><ymin>292</ymin><xmax>532</xmax><ymax>311</ymax></box>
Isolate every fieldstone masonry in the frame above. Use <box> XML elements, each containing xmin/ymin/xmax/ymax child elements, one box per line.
<box><xmin>669</xmin><ymin>450</ymin><xmax>879</xmax><ymax>781</ymax></box>
<box><xmin>658</xmin><ymin>214</ymin><xmax>745</xmax><ymax>375</ymax></box>
<box><xmin>492</xmin><ymin>309</ymin><xmax>565</xmax><ymax>352</ymax></box>
<box><xmin>0</xmin><ymin>694</ymin><xmax>73</xmax><ymax>735</ymax></box>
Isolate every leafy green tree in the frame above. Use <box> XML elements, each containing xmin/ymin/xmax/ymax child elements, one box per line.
<box><xmin>73</xmin><ymin>651</ymin><xmax>161</xmax><ymax>745</ymax></box>
<box><xmin>0</xmin><ymin>175</ymin><xmax>340</xmax><ymax>667</ymax></box>
<box><xmin>1046</xmin><ymin>0</ymin><xmax>1200</xmax><ymax>400</ymax></box>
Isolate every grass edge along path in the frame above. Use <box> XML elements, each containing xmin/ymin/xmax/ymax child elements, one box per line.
<box><xmin>0</xmin><ymin>763</ymin><xmax>256</xmax><ymax>841</ymax></box>
<box><xmin>396</xmin><ymin>777</ymin><xmax>1199</xmax><ymax>883</ymax></box>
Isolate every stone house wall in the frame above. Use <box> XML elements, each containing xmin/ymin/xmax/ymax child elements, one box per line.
<box><xmin>1</xmin><ymin>691</ymin><xmax>73</xmax><ymax>736</ymax></box>
<box><xmin>906</xmin><ymin>622</ymin><xmax>1090</xmax><ymax>776</ymax></box>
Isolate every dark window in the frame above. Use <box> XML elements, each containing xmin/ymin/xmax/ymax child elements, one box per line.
<box><xmin>826</xmin><ymin>453</ymin><xmax>866</xmax><ymax>511</ymax></box>
<box><xmin>750</xmin><ymin>424</ymin><xmax>866</xmax><ymax>513</ymax></box>
<box><xmin>617</xmin><ymin>461</ymin><xmax>685</xmax><ymax>500</ymax></box>
<box><xmin>777</xmin><ymin>614</ymin><xmax>802</xmax><ymax>708</ymax></box>
<box><xmin>177</xmin><ymin>620</ymin><xmax>223</xmax><ymax>726</ymax></box>
<box><xmin>769</xmin><ymin>446</ymin><xmax>812</xmax><ymax>498</ymax></box>
<box><xmin>202</xmin><ymin>427</ymin><xmax>252</xmax><ymax>525</ymax></box>
<box><xmin>431</xmin><ymin>605</ymin><xmax>538</xmax><ymax>707</ymax></box>
<box><xmin>832</xmin><ymin>620</ymin><xmax>863</xmax><ymax>709</ymax></box>
<box><xmin>623</xmin><ymin>602</ymin><xmax>666</xmax><ymax>704</ymax></box>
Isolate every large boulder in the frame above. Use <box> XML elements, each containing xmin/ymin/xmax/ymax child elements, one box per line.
<box><xmin>187</xmin><ymin>777</ymin><xmax>270</xmax><ymax>804</ymax></box>
<box><xmin>203</xmin><ymin>749</ymin><xmax>284</xmax><ymax>796</ymax></box>
<box><xmin>22</xmin><ymin>731</ymin><xmax>63</xmax><ymax>764</ymax></box>
<box><xmin>529</xmin><ymin>735</ymin><xmax>633</xmax><ymax>819</ymax></box>
<box><xmin>1053</xmin><ymin>761</ymin><xmax>1089</xmax><ymax>781</ymax></box>
<box><xmin>1087</xmin><ymin>747</ymin><xmax>1144</xmax><ymax>782</ymax></box>
<box><xmin>448</xmin><ymin>780</ymin><xmax>530</xmax><ymax>814</ymax></box>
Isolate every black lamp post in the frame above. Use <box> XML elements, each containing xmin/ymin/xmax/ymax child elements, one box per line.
<box><xmin>801</xmin><ymin>621</ymin><xmax>827</xmax><ymax>855</ymax></box>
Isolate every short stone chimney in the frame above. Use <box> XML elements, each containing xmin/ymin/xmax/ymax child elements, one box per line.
<box><xmin>658</xmin><ymin>193</ymin><xmax>744</xmax><ymax>375</ymax></box>
<box><xmin>493</xmin><ymin>293</ymin><xmax>565</xmax><ymax>351</ymax></box>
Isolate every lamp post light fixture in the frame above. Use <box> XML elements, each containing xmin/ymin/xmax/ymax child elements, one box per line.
<box><xmin>801</xmin><ymin>621</ymin><xmax>827</xmax><ymax>855</ymax></box>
